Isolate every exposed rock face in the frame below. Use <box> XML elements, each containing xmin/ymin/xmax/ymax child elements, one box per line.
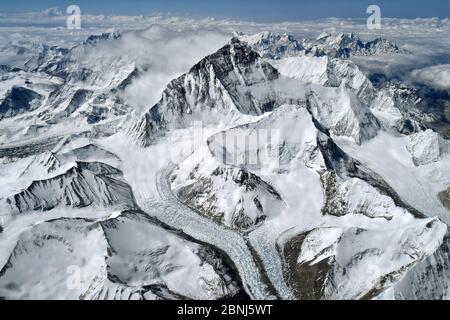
<box><xmin>23</xmin><ymin>44</ymin><xmax>69</xmax><ymax>73</ymax></box>
<box><xmin>0</xmin><ymin>32</ymin><xmax>137</xmax><ymax>146</ymax></box>
<box><xmin>363</xmin><ymin>37</ymin><xmax>402</xmax><ymax>56</ymax></box>
<box><xmin>170</xmin><ymin>101</ymin><xmax>402</xmax><ymax>233</ymax></box>
<box><xmin>26</xmin><ymin>31</ymin><xmax>123</xmax><ymax>78</ymax></box>
<box><xmin>241</xmin><ymin>32</ymin><xmax>422</xmax><ymax>140</ymax></box>
<box><xmin>5</xmin><ymin>161</ymin><xmax>136</xmax><ymax>213</ymax></box>
<box><xmin>130</xmin><ymin>38</ymin><xmax>381</xmax><ymax>147</ymax></box>
<box><xmin>370</xmin><ymin>83</ymin><xmax>430</xmax><ymax>135</ymax></box>
<box><xmin>0</xmin><ymin>86</ymin><xmax>43</xmax><ymax>120</ymax></box>
<box><xmin>83</xmin><ymin>32</ymin><xmax>122</xmax><ymax>46</ymax></box>
<box><xmin>18</xmin><ymin>151</ymin><xmax>60</xmax><ymax>178</ymax></box>
<box><xmin>129</xmin><ymin>38</ymin><xmax>281</xmax><ymax>146</ymax></box>
<box><xmin>384</xmin><ymin>237</ymin><xmax>450</xmax><ymax>300</ymax></box>
<box><xmin>46</xmin><ymin>89</ymin><xmax>93</xmax><ymax>123</ymax></box>
<box><xmin>439</xmin><ymin>188</ymin><xmax>450</xmax><ymax>210</ymax></box>
<box><xmin>283</xmin><ymin>218</ymin><xmax>447</xmax><ymax>300</ymax></box>
<box><xmin>170</xmin><ymin>104</ymin><xmax>316</xmax><ymax>231</ymax></box>
<box><xmin>173</xmin><ymin>98</ymin><xmax>449</xmax><ymax>299</ymax></box>
<box><xmin>173</xmin><ymin>162</ymin><xmax>283</xmax><ymax>231</ymax></box>
<box><xmin>321</xmin><ymin>176</ymin><xmax>403</xmax><ymax>220</ymax></box>
<box><xmin>301</xmin><ymin>33</ymin><xmax>404</xmax><ymax>58</ymax></box>
<box><xmin>59</xmin><ymin>144</ymin><xmax>120</xmax><ymax>163</ymax></box>
<box><xmin>240</xmin><ymin>31</ymin><xmax>404</xmax><ymax>60</ymax></box>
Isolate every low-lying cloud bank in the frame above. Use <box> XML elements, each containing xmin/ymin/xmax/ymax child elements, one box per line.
<box><xmin>411</xmin><ymin>64</ymin><xmax>450</xmax><ymax>91</ymax></box>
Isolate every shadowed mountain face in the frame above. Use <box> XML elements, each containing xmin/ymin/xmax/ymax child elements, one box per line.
<box><xmin>410</xmin><ymin>87</ymin><xmax>450</xmax><ymax>139</ymax></box>
<box><xmin>367</xmin><ymin>77</ymin><xmax>450</xmax><ymax>139</ymax></box>
<box><xmin>5</xmin><ymin>161</ymin><xmax>136</xmax><ymax>214</ymax></box>
<box><xmin>129</xmin><ymin>38</ymin><xmax>282</xmax><ymax>147</ymax></box>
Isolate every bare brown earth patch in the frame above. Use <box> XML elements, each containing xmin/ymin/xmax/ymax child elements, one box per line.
<box><xmin>280</xmin><ymin>231</ymin><xmax>332</xmax><ymax>300</ymax></box>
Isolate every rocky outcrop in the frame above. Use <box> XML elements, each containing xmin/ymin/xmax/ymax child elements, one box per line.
<box><xmin>129</xmin><ymin>38</ymin><xmax>281</xmax><ymax>147</ymax></box>
<box><xmin>406</xmin><ymin>129</ymin><xmax>448</xmax><ymax>166</ymax></box>
<box><xmin>0</xmin><ymin>86</ymin><xmax>43</xmax><ymax>120</ymax></box>
<box><xmin>282</xmin><ymin>218</ymin><xmax>447</xmax><ymax>300</ymax></box>
<box><xmin>5</xmin><ymin>161</ymin><xmax>136</xmax><ymax>213</ymax></box>
<box><xmin>173</xmin><ymin>163</ymin><xmax>283</xmax><ymax>231</ymax></box>
<box><xmin>301</xmin><ymin>33</ymin><xmax>404</xmax><ymax>59</ymax></box>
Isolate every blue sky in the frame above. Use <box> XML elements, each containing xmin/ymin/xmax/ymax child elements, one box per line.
<box><xmin>0</xmin><ymin>0</ymin><xmax>448</xmax><ymax>21</ymax></box>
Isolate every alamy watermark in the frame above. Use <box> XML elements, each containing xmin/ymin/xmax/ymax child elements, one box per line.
<box><xmin>66</xmin><ymin>5</ymin><xmax>81</xmax><ymax>30</ymax></box>
<box><xmin>367</xmin><ymin>5</ymin><xmax>381</xmax><ymax>30</ymax></box>
<box><xmin>66</xmin><ymin>265</ymin><xmax>82</xmax><ymax>290</ymax></box>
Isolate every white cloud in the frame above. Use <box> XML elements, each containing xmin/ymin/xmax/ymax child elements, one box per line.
<box><xmin>411</xmin><ymin>64</ymin><xmax>450</xmax><ymax>91</ymax></box>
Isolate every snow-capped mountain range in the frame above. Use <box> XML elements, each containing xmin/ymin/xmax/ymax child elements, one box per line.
<box><xmin>0</xmin><ymin>28</ymin><xmax>449</xmax><ymax>300</ymax></box>
<box><xmin>239</xmin><ymin>31</ymin><xmax>404</xmax><ymax>60</ymax></box>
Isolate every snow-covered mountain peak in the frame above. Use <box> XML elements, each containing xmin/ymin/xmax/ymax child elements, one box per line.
<box><xmin>239</xmin><ymin>31</ymin><xmax>404</xmax><ymax>62</ymax></box>
<box><xmin>302</xmin><ymin>32</ymin><xmax>404</xmax><ymax>58</ymax></box>
<box><xmin>239</xmin><ymin>31</ymin><xmax>305</xmax><ymax>60</ymax></box>
<box><xmin>316</xmin><ymin>32</ymin><xmax>331</xmax><ymax>41</ymax></box>
<box><xmin>129</xmin><ymin>34</ymin><xmax>388</xmax><ymax>147</ymax></box>
<box><xmin>407</xmin><ymin>129</ymin><xmax>449</xmax><ymax>166</ymax></box>
<box><xmin>271</xmin><ymin>54</ymin><xmax>376</xmax><ymax>105</ymax></box>
<box><xmin>83</xmin><ymin>31</ymin><xmax>122</xmax><ymax>46</ymax></box>
<box><xmin>129</xmin><ymin>38</ymin><xmax>281</xmax><ymax>146</ymax></box>
<box><xmin>197</xmin><ymin>37</ymin><xmax>278</xmax><ymax>80</ymax></box>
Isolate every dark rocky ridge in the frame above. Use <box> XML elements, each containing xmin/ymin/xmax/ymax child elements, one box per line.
<box><xmin>0</xmin><ymin>86</ymin><xmax>43</xmax><ymax>120</ymax></box>
<box><xmin>6</xmin><ymin>161</ymin><xmax>136</xmax><ymax>213</ymax></box>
